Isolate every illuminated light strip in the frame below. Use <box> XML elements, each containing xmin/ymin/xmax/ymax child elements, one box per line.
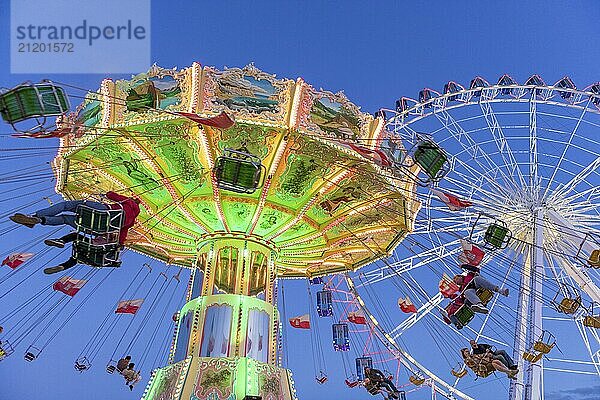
<box><xmin>194</xmin><ymin>124</ymin><xmax>228</xmax><ymax>232</ymax></box>
<box><xmin>248</xmin><ymin>134</ymin><xmax>289</xmax><ymax>234</ymax></box>
<box><xmin>189</xmin><ymin>62</ymin><xmax>202</xmax><ymax>113</ymax></box>
<box><xmin>210</xmin><ymin>173</ymin><xmax>230</xmax><ymax>232</ymax></box>
<box><xmin>288</xmin><ymin>78</ymin><xmax>305</xmax><ymax>129</ymax></box>
<box><xmin>101</xmin><ymin>79</ymin><xmax>113</xmax><ymax>127</ymax></box>
<box><xmin>267</xmin><ymin>169</ymin><xmax>352</xmax><ymax>241</ymax></box>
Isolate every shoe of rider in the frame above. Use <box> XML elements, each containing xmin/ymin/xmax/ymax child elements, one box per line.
<box><xmin>44</xmin><ymin>265</ymin><xmax>66</xmax><ymax>275</ymax></box>
<box><xmin>471</xmin><ymin>303</ymin><xmax>489</xmax><ymax>314</ymax></box>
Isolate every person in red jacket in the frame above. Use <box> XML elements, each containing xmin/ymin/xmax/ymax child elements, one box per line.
<box><xmin>452</xmin><ymin>272</ymin><xmax>509</xmax><ymax>314</ymax></box>
<box><xmin>10</xmin><ymin>192</ymin><xmax>140</xmax><ymax>274</ymax></box>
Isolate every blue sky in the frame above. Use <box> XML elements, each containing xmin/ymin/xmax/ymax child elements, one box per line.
<box><xmin>1</xmin><ymin>1</ymin><xmax>600</xmax><ymax>399</ymax></box>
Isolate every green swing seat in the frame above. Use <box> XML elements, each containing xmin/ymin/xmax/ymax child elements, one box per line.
<box><xmin>413</xmin><ymin>141</ymin><xmax>449</xmax><ymax>181</ymax></box>
<box><xmin>484</xmin><ymin>223</ymin><xmax>511</xmax><ymax>249</ymax></box>
<box><xmin>0</xmin><ymin>82</ymin><xmax>69</xmax><ymax>125</ymax></box>
<box><xmin>453</xmin><ymin>305</ymin><xmax>475</xmax><ymax>328</ymax></box>
<box><xmin>214</xmin><ymin>148</ymin><xmax>264</xmax><ymax>194</ymax></box>
<box><xmin>73</xmin><ymin>205</ymin><xmax>123</xmax><ymax>268</ymax></box>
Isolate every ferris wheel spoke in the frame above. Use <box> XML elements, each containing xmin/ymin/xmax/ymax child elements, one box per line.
<box><xmin>550</xmin><ymin>155</ymin><xmax>600</xmax><ymax>202</ymax></box>
<box><xmin>390</xmin><ymin>293</ymin><xmax>444</xmax><ymax>339</ymax></box>
<box><xmin>542</xmin><ymin>99</ymin><xmax>591</xmax><ymax>199</ymax></box>
<box><xmin>479</xmin><ymin>96</ymin><xmax>528</xmax><ymax>188</ymax></box>
<box><xmin>433</xmin><ymin>107</ymin><xmax>520</xmax><ymax>193</ymax></box>
<box><xmin>357</xmin><ymin>238</ymin><xmax>462</xmax><ymax>286</ymax></box>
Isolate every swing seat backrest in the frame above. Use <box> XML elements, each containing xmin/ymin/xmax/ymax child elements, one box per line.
<box><xmin>413</xmin><ymin>141</ymin><xmax>448</xmax><ymax>180</ymax></box>
<box><xmin>451</xmin><ymin>368</ymin><xmax>468</xmax><ymax>378</ymax></box>
<box><xmin>588</xmin><ymin>250</ymin><xmax>600</xmax><ymax>267</ymax></box>
<box><xmin>476</xmin><ymin>288</ymin><xmax>493</xmax><ymax>305</ymax></box>
<box><xmin>533</xmin><ymin>341</ymin><xmax>554</xmax><ymax>354</ymax></box>
<box><xmin>0</xmin><ymin>82</ymin><xmax>69</xmax><ymax>124</ymax></box>
<box><xmin>409</xmin><ymin>375</ymin><xmax>425</xmax><ymax>385</ymax></box>
<box><xmin>214</xmin><ymin>149</ymin><xmax>264</xmax><ymax>194</ymax></box>
<box><xmin>583</xmin><ymin>315</ymin><xmax>600</xmax><ymax>329</ymax></box>
<box><xmin>558</xmin><ymin>297</ymin><xmax>581</xmax><ymax>314</ymax></box>
<box><xmin>484</xmin><ymin>224</ymin><xmax>511</xmax><ymax>249</ymax></box>
<box><xmin>454</xmin><ymin>304</ymin><xmax>475</xmax><ymax>326</ymax></box>
<box><xmin>76</xmin><ymin>205</ymin><xmax>123</xmax><ymax>235</ymax></box>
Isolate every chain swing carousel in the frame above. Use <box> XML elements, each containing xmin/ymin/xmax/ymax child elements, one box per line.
<box><xmin>5</xmin><ymin>63</ymin><xmax>419</xmax><ymax>399</ymax></box>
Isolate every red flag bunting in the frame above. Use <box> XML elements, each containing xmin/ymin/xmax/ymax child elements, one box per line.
<box><xmin>398</xmin><ymin>296</ymin><xmax>418</xmax><ymax>313</ymax></box>
<box><xmin>1</xmin><ymin>252</ymin><xmax>34</xmax><ymax>269</ymax></box>
<box><xmin>53</xmin><ymin>276</ymin><xmax>87</xmax><ymax>297</ymax></box>
<box><xmin>115</xmin><ymin>299</ymin><xmax>144</xmax><ymax>314</ymax></box>
<box><xmin>289</xmin><ymin>314</ymin><xmax>310</xmax><ymax>329</ymax></box>
<box><xmin>439</xmin><ymin>274</ymin><xmax>460</xmax><ymax>298</ymax></box>
<box><xmin>431</xmin><ymin>189</ymin><xmax>473</xmax><ymax>211</ymax></box>
<box><xmin>348</xmin><ymin>143</ymin><xmax>393</xmax><ymax>168</ymax></box>
<box><xmin>175</xmin><ymin>111</ymin><xmax>235</xmax><ymax>129</ymax></box>
<box><xmin>458</xmin><ymin>239</ymin><xmax>485</xmax><ymax>266</ymax></box>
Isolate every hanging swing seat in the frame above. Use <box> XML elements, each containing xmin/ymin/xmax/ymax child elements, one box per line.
<box><xmin>583</xmin><ymin>315</ymin><xmax>600</xmax><ymax>329</ymax></box>
<box><xmin>345</xmin><ymin>378</ymin><xmax>360</xmax><ymax>388</ymax></box>
<box><xmin>24</xmin><ymin>345</ymin><xmax>41</xmax><ymax>362</ymax></box>
<box><xmin>356</xmin><ymin>356</ymin><xmax>373</xmax><ymax>380</ymax></box>
<box><xmin>452</xmin><ymin>304</ymin><xmax>475</xmax><ymax>329</ymax></box>
<box><xmin>214</xmin><ymin>148</ymin><xmax>265</xmax><ymax>194</ymax></box>
<box><xmin>474</xmin><ymin>364</ymin><xmax>495</xmax><ymax>379</ymax></box>
<box><xmin>106</xmin><ymin>360</ymin><xmax>118</xmax><ymax>374</ymax></box>
<box><xmin>522</xmin><ymin>351</ymin><xmax>543</xmax><ymax>363</ymax></box>
<box><xmin>588</xmin><ymin>250</ymin><xmax>600</xmax><ymax>268</ymax></box>
<box><xmin>76</xmin><ymin>205</ymin><xmax>123</xmax><ymax>235</ymax></box>
<box><xmin>476</xmin><ymin>288</ymin><xmax>494</xmax><ymax>305</ymax></box>
<box><xmin>73</xmin><ymin>205</ymin><xmax>124</xmax><ymax>268</ymax></box>
<box><xmin>483</xmin><ymin>223</ymin><xmax>511</xmax><ymax>249</ymax></box>
<box><xmin>315</xmin><ymin>372</ymin><xmax>328</xmax><ymax>384</ymax></box>
<box><xmin>533</xmin><ymin>340</ymin><xmax>554</xmax><ymax>354</ymax></box>
<box><xmin>583</xmin><ymin>303</ymin><xmax>600</xmax><ymax>328</ymax></box>
<box><xmin>74</xmin><ymin>356</ymin><xmax>91</xmax><ymax>372</ymax></box>
<box><xmin>412</xmin><ymin>140</ymin><xmax>449</xmax><ymax>182</ymax></box>
<box><xmin>557</xmin><ymin>296</ymin><xmax>582</xmax><ymax>315</ymax></box>
<box><xmin>409</xmin><ymin>374</ymin><xmax>426</xmax><ymax>385</ymax></box>
<box><xmin>332</xmin><ymin>323</ymin><xmax>350</xmax><ymax>351</ymax></box>
<box><xmin>451</xmin><ymin>366</ymin><xmax>468</xmax><ymax>378</ymax></box>
<box><xmin>73</xmin><ymin>239</ymin><xmax>122</xmax><ymax>268</ymax></box>
<box><xmin>0</xmin><ymin>82</ymin><xmax>69</xmax><ymax>131</ymax></box>
<box><xmin>531</xmin><ymin>331</ymin><xmax>556</xmax><ymax>354</ymax></box>
<box><xmin>316</xmin><ymin>290</ymin><xmax>333</xmax><ymax>317</ymax></box>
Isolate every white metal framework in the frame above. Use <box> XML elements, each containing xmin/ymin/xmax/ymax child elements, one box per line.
<box><xmin>345</xmin><ymin>77</ymin><xmax>600</xmax><ymax>399</ymax></box>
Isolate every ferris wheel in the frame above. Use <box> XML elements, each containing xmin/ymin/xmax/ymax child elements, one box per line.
<box><xmin>345</xmin><ymin>75</ymin><xmax>600</xmax><ymax>400</ymax></box>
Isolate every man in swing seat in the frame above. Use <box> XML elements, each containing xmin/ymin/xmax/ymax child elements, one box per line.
<box><xmin>364</xmin><ymin>367</ymin><xmax>401</xmax><ymax>399</ymax></box>
<box><xmin>470</xmin><ymin>340</ymin><xmax>518</xmax><ymax>371</ymax></box>
<box><xmin>122</xmin><ymin>362</ymin><xmax>142</xmax><ymax>391</ymax></box>
<box><xmin>452</xmin><ymin>271</ymin><xmax>509</xmax><ymax>314</ymax></box>
<box><xmin>460</xmin><ymin>348</ymin><xmax>517</xmax><ymax>379</ymax></box>
<box><xmin>10</xmin><ymin>191</ymin><xmax>140</xmax><ymax>274</ymax></box>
